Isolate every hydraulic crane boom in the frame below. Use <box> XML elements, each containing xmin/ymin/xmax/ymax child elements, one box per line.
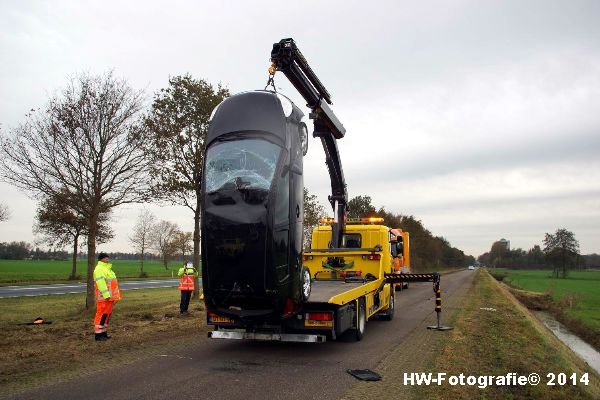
<box><xmin>270</xmin><ymin>38</ymin><xmax>348</xmax><ymax>248</ymax></box>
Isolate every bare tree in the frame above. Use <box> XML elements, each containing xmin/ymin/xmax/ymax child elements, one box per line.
<box><xmin>0</xmin><ymin>203</ymin><xmax>10</xmax><ymax>222</ymax></box>
<box><xmin>144</xmin><ymin>75</ymin><xmax>229</xmax><ymax>297</ymax></box>
<box><xmin>129</xmin><ymin>208</ymin><xmax>155</xmax><ymax>276</ymax></box>
<box><xmin>0</xmin><ymin>72</ymin><xmax>151</xmax><ymax>308</ymax></box>
<box><xmin>151</xmin><ymin>220</ymin><xmax>179</xmax><ymax>269</ymax></box>
<box><xmin>34</xmin><ymin>193</ymin><xmax>113</xmax><ymax>280</ymax></box>
<box><xmin>172</xmin><ymin>231</ymin><xmax>193</xmax><ymax>260</ymax></box>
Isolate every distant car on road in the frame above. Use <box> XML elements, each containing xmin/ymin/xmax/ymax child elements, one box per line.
<box><xmin>468</xmin><ymin>266</ymin><xmax>475</xmax><ymax>270</ymax></box>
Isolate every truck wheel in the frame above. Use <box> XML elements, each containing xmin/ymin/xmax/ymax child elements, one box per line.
<box><xmin>301</xmin><ymin>267</ymin><xmax>311</xmax><ymax>302</ymax></box>
<box><xmin>355</xmin><ymin>298</ymin><xmax>366</xmax><ymax>341</ymax></box>
<box><xmin>381</xmin><ymin>292</ymin><xmax>394</xmax><ymax>321</ymax></box>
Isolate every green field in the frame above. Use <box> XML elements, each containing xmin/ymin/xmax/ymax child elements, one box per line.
<box><xmin>494</xmin><ymin>269</ymin><xmax>600</xmax><ymax>331</ymax></box>
<box><xmin>0</xmin><ymin>259</ymin><xmax>195</xmax><ymax>285</ymax></box>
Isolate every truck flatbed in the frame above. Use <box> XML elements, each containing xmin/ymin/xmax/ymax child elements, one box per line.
<box><xmin>308</xmin><ymin>280</ymin><xmax>366</xmax><ymax>303</ymax></box>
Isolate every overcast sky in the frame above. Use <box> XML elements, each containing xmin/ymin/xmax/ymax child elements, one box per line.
<box><xmin>1</xmin><ymin>0</ymin><xmax>599</xmax><ymax>257</ymax></box>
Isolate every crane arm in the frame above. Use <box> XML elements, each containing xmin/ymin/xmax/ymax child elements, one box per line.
<box><xmin>270</xmin><ymin>38</ymin><xmax>348</xmax><ymax>248</ymax></box>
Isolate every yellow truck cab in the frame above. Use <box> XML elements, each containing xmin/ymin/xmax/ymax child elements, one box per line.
<box><xmin>309</xmin><ymin>218</ymin><xmax>411</xmax><ymax>276</ymax></box>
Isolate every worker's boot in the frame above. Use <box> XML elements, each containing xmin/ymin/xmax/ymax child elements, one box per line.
<box><xmin>95</xmin><ymin>333</ymin><xmax>108</xmax><ymax>341</ymax></box>
<box><xmin>103</xmin><ymin>332</ymin><xmax>112</xmax><ymax>339</ymax></box>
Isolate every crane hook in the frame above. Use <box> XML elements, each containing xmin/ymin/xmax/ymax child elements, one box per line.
<box><xmin>265</xmin><ymin>62</ymin><xmax>277</xmax><ymax>92</ymax></box>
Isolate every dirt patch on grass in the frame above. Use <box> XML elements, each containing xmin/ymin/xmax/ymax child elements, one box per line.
<box><xmin>508</xmin><ymin>287</ymin><xmax>553</xmax><ymax>310</ymax></box>
<box><xmin>0</xmin><ymin>289</ymin><xmax>207</xmax><ymax>398</ymax></box>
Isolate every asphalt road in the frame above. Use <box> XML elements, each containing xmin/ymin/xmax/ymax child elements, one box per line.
<box><xmin>0</xmin><ymin>279</ymin><xmax>181</xmax><ymax>298</ymax></box>
<box><xmin>11</xmin><ymin>269</ymin><xmax>475</xmax><ymax>400</ymax></box>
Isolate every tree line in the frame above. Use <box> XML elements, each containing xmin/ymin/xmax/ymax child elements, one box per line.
<box><xmin>0</xmin><ymin>242</ymin><xmax>43</xmax><ymax>260</ymax></box>
<box><xmin>302</xmin><ymin>194</ymin><xmax>476</xmax><ymax>270</ymax></box>
<box><xmin>0</xmin><ymin>242</ymin><xmax>178</xmax><ymax>263</ymax></box>
<box><xmin>478</xmin><ymin>228</ymin><xmax>595</xmax><ymax>278</ymax></box>
<box><xmin>0</xmin><ymin>207</ymin><xmax>195</xmax><ymax>279</ymax></box>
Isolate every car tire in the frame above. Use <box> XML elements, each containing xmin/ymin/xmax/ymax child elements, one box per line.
<box><xmin>301</xmin><ymin>266</ymin><xmax>311</xmax><ymax>302</ymax></box>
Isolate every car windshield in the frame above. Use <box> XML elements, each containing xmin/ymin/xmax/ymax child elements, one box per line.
<box><xmin>204</xmin><ymin>139</ymin><xmax>281</xmax><ymax>194</ymax></box>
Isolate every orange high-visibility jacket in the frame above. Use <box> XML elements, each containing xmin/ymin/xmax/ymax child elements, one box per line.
<box><xmin>178</xmin><ymin>266</ymin><xmax>196</xmax><ymax>291</ymax></box>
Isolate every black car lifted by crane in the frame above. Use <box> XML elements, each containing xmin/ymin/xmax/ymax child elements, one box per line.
<box><xmin>270</xmin><ymin>38</ymin><xmax>348</xmax><ymax>249</ymax></box>
<box><xmin>201</xmin><ymin>38</ymin><xmax>449</xmax><ymax>342</ymax></box>
<box><xmin>201</xmin><ymin>38</ymin><xmax>349</xmax><ymax>323</ymax></box>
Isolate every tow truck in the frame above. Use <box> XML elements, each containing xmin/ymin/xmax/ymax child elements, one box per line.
<box><xmin>201</xmin><ymin>38</ymin><xmax>444</xmax><ymax>342</ymax></box>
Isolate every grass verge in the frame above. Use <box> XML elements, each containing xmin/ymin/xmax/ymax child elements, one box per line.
<box><xmin>0</xmin><ymin>287</ymin><xmax>207</xmax><ymax>398</ymax></box>
<box><xmin>343</xmin><ymin>270</ymin><xmax>600</xmax><ymax>400</ymax></box>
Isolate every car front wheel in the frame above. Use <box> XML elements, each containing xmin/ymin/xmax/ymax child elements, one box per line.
<box><xmin>301</xmin><ymin>266</ymin><xmax>311</xmax><ymax>302</ymax></box>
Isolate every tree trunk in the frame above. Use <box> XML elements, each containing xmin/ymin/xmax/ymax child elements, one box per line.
<box><xmin>561</xmin><ymin>248</ymin><xmax>567</xmax><ymax>279</ymax></box>
<box><xmin>192</xmin><ymin>198</ymin><xmax>201</xmax><ymax>299</ymax></box>
<box><xmin>85</xmin><ymin>214</ymin><xmax>98</xmax><ymax>309</ymax></box>
<box><xmin>140</xmin><ymin>244</ymin><xmax>145</xmax><ymax>274</ymax></box>
<box><xmin>70</xmin><ymin>233</ymin><xmax>79</xmax><ymax>280</ymax></box>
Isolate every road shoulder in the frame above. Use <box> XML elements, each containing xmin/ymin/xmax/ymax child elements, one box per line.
<box><xmin>340</xmin><ymin>268</ymin><xmax>474</xmax><ymax>400</ymax></box>
<box><xmin>341</xmin><ymin>270</ymin><xmax>600</xmax><ymax>400</ymax></box>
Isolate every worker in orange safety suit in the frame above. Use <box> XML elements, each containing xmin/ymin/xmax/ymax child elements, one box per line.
<box><xmin>93</xmin><ymin>252</ymin><xmax>121</xmax><ymax>341</ymax></box>
<box><xmin>178</xmin><ymin>261</ymin><xmax>197</xmax><ymax>314</ymax></box>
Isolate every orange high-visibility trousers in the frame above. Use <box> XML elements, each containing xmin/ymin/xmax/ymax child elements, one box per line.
<box><xmin>94</xmin><ymin>300</ymin><xmax>115</xmax><ymax>334</ymax></box>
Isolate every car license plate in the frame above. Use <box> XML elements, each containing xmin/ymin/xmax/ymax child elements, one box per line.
<box><xmin>211</xmin><ymin>315</ymin><xmax>235</xmax><ymax>324</ymax></box>
<box><xmin>304</xmin><ymin>320</ymin><xmax>333</xmax><ymax>328</ymax></box>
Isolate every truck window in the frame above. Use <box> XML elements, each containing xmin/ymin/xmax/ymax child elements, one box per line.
<box><xmin>342</xmin><ymin>234</ymin><xmax>361</xmax><ymax>248</ymax></box>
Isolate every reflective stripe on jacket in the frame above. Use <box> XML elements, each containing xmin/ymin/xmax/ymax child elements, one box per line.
<box><xmin>94</xmin><ymin>261</ymin><xmax>122</xmax><ymax>301</ymax></box>
<box><xmin>178</xmin><ymin>267</ymin><xmax>196</xmax><ymax>291</ymax></box>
